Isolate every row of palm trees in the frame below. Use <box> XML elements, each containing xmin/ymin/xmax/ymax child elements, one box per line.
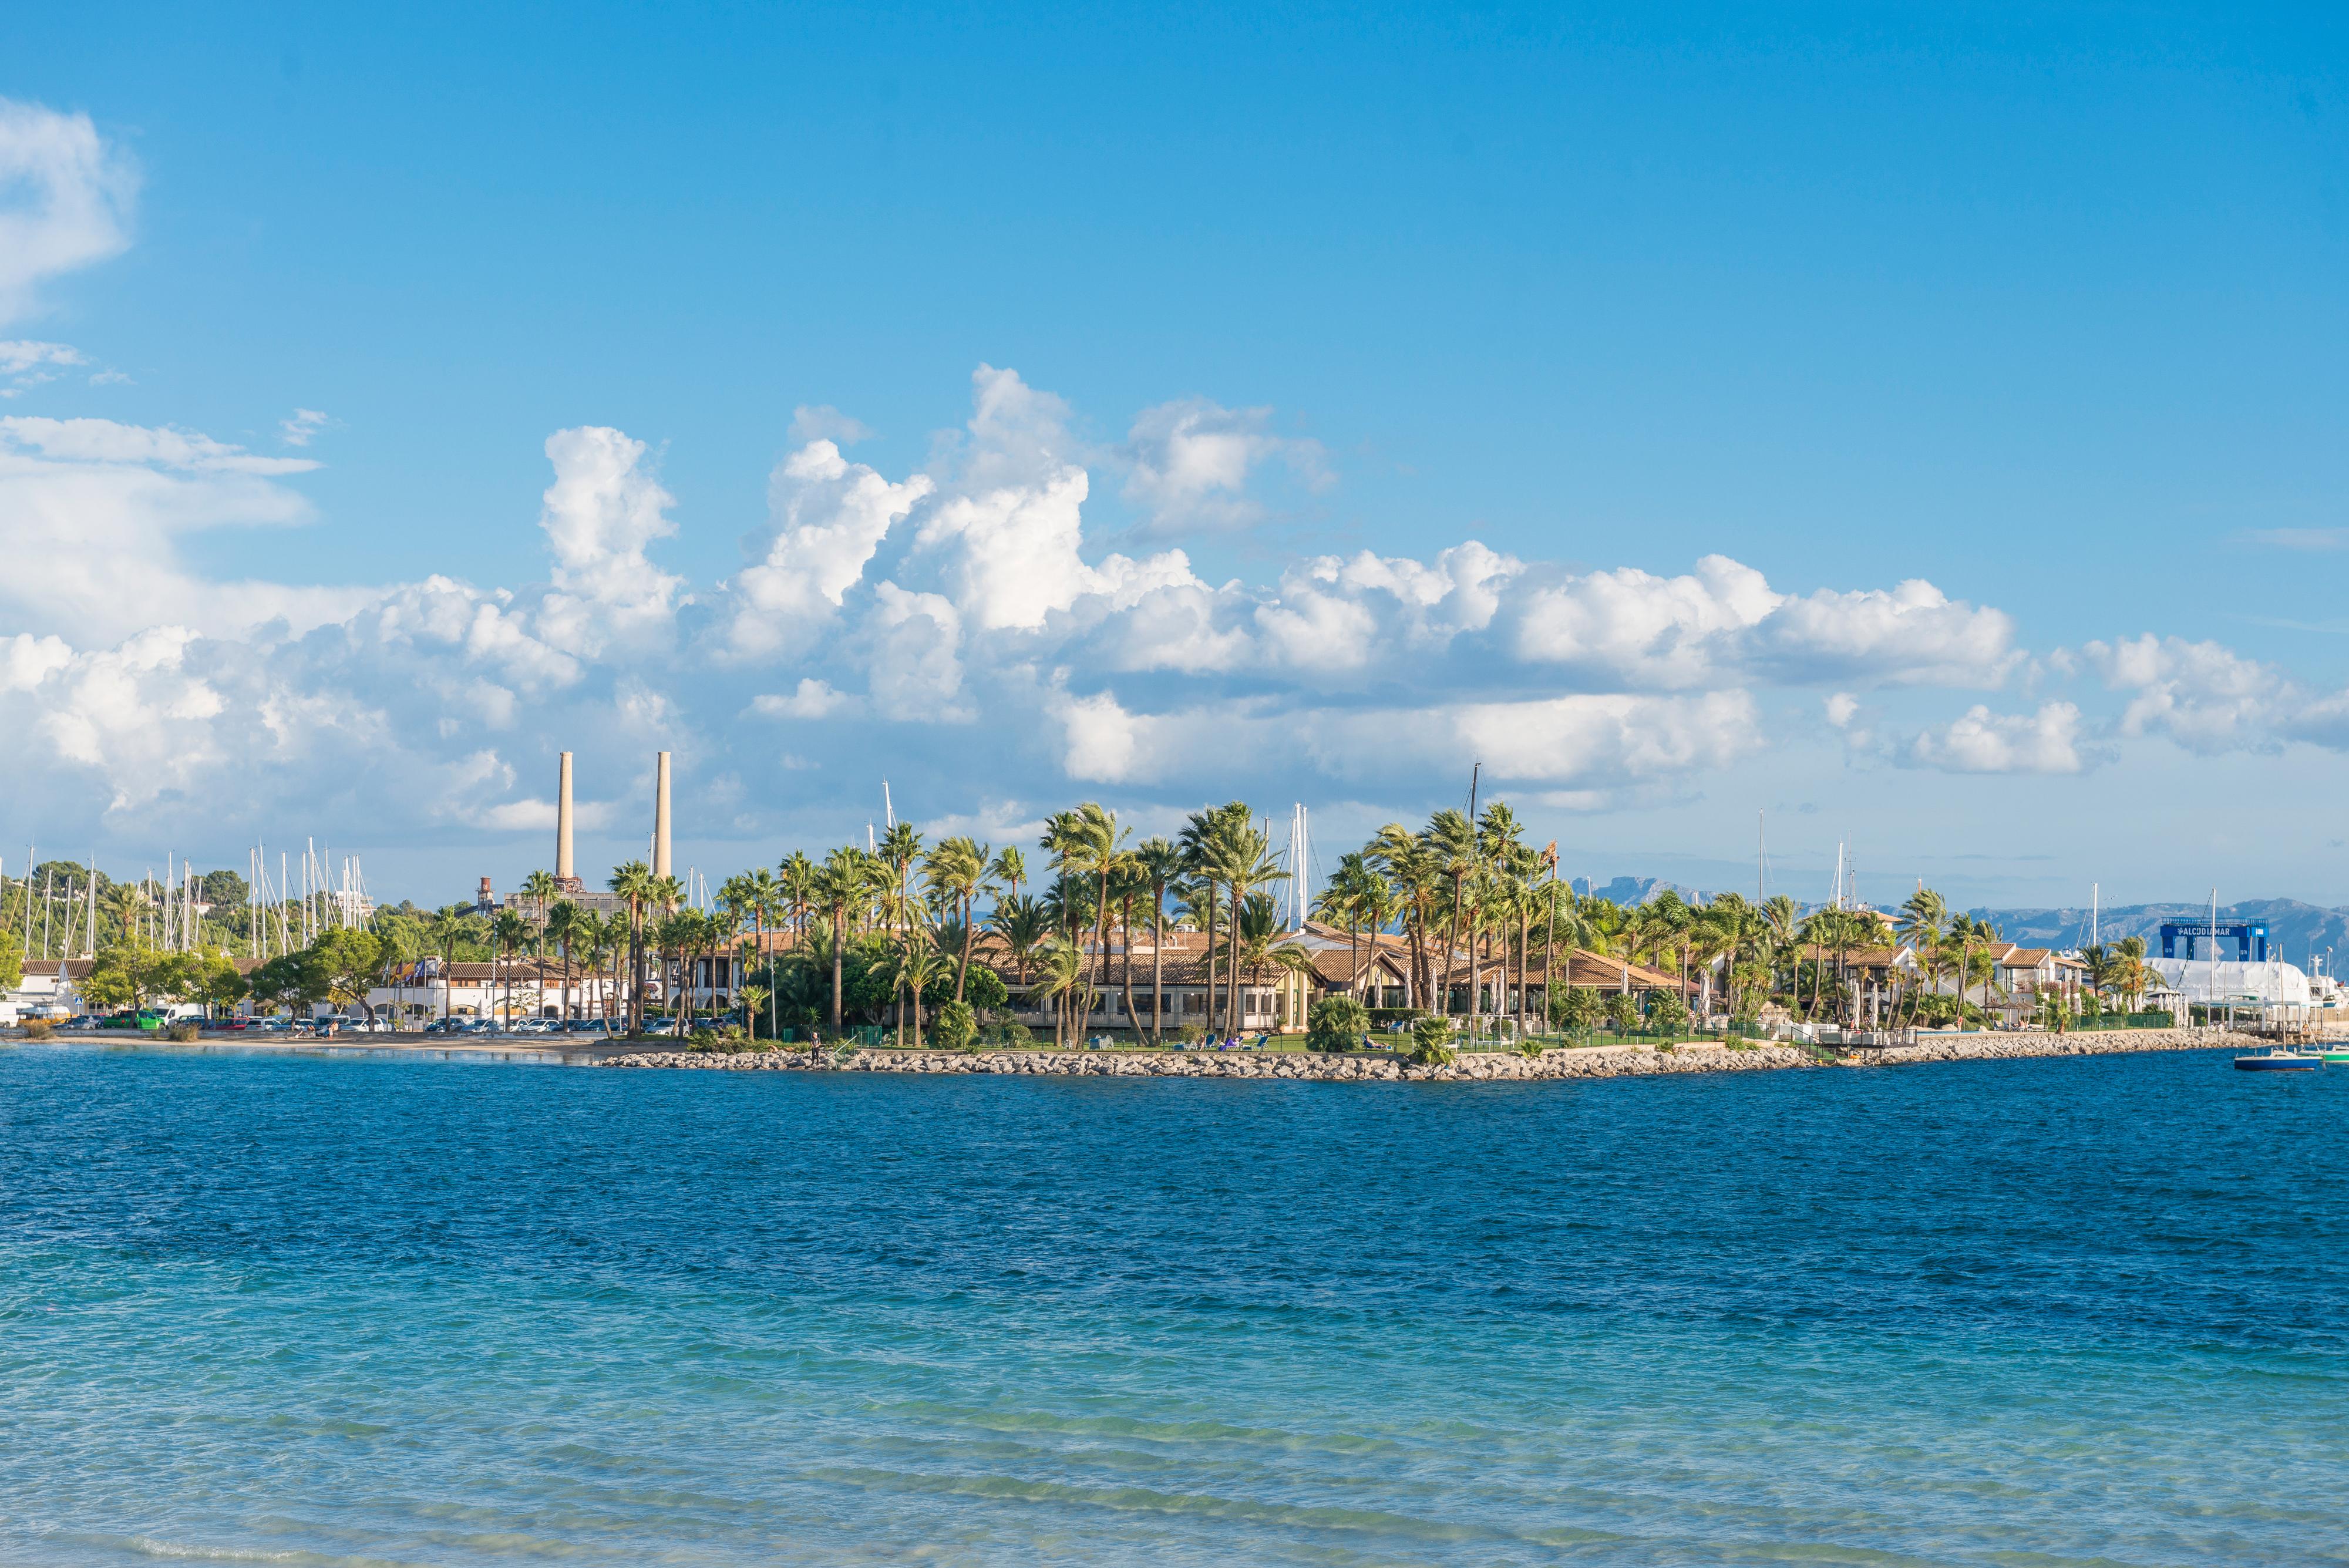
<box><xmin>675</xmin><ymin>805</ymin><xmax>1317</xmax><ymax>1046</ymax></box>
<box><xmin>438</xmin><ymin>796</ymin><xmax>2168</xmax><ymax>1042</ymax></box>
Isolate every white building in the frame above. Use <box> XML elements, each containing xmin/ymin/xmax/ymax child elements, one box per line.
<box><xmin>365</xmin><ymin>957</ymin><xmax>625</xmax><ymax>1022</ymax></box>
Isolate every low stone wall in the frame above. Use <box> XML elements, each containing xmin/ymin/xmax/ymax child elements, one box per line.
<box><xmin>597</xmin><ymin>1027</ymin><xmax>2257</xmax><ymax>1083</ymax></box>
<box><xmin>1852</xmin><ymin>1027</ymin><xmax>2254</xmax><ymax>1066</ymax></box>
<box><xmin>599</xmin><ymin>1041</ymin><xmax>1818</xmax><ymax>1081</ymax></box>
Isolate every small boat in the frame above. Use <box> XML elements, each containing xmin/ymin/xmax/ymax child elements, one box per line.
<box><xmin>2235</xmin><ymin>1048</ymin><xmax>2321</xmax><ymax>1072</ymax></box>
<box><xmin>2323</xmin><ymin>1049</ymin><xmax>2349</xmax><ymax>1065</ymax></box>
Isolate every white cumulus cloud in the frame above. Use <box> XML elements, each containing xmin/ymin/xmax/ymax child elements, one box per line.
<box><xmin>1909</xmin><ymin>701</ymin><xmax>2086</xmax><ymax>774</ymax></box>
<box><xmin>0</xmin><ymin>99</ymin><xmax>137</xmax><ymax>326</ymax></box>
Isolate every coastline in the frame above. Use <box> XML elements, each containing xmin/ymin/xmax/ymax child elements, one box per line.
<box><xmin>597</xmin><ymin>1027</ymin><xmax>2259</xmax><ymax>1081</ymax></box>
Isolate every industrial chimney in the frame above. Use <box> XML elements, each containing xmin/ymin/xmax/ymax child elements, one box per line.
<box><xmin>652</xmin><ymin>751</ymin><xmax>672</xmax><ymax>880</ymax></box>
<box><xmin>555</xmin><ymin>751</ymin><xmax>577</xmax><ymax>890</ymax></box>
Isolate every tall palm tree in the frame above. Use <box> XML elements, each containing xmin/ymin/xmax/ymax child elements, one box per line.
<box><xmin>491</xmin><ymin>909</ymin><xmax>529</xmax><ymax>1029</ymax></box>
<box><xmin>427</xmin><ymin>903</ymin><xmax>476</xmax><ymax>1021</ymax></box>
<box><xmin>1032</xmin><ymin>937</ymin><xmax>1089</xmax><ymax>1048</ymax></box>
<box><xmin>779</xmin><ymin>851</ymin><xmax>817</xmax><ymax>944</ymax></box>
<box><xmin>985</xmin><ymin>893</ymin><xmax>1049</xmax><ymax>1016</ymax></box>
<box><xmin>520</xmin><ymin>866</ymin><xmax>558</xmax><ymax>933</ymax></box>
<box><xmin>1368</xmin><ymin>822</ymin><xmax>1439</xmax><ymax>1010</ymax></box>
<box><xmin>1179</xmin><ymin>802</ymin><xmax>1251</xmax><ymax>1037</ymax></box>
<box><xmin>989</xmin><ymin>846</ymin><xmax>1027</xmax><ymax>903</ymax></box>
<box><xmin>1134</xmin><ymin>836</ymin><xmax>1183</xmax><ymax>1044</ymax></box>
<box><xmin>607</xmin><ymin>860</ymin><xmax>658</xmax><ymax>1035</ymax></box>
<box><xmin>882</xmin><ymin>929</ymin><xmax>951</xmax><ymax>1047</ymax></box>
<box><xmin>1106</xmin><ymin>852</ymin><xmax>1148</xmax><ymax>1038</ymax></box>
<box><xmin>922</xmin><ymin>835</ymin><xmax>993</xmax><ymax>1003</ymax></box>
<box><xmin>1314</xmin><ymin>852</ymin><xmax>1384</xmax><ymax>1007</ymax></box>
<box><xmin>812</xmin><ymin>846</ymin><xmax>868</xmax><ymax>1038</ymax></box>
<box><xmin>1422</xmin><ymin>808</ymin><xmax>1478</xmax><ymax>1023</ymax></box>
<box><xmin>580</xmin><ymin>910</ymin><xmax>618</xmax><ymax>1031</ymax></box>
<box><xmin>546</xmin><ymin>899</ymin><xmax>582</xmax><ymax>1024</ymax></box>
<box><xmin>1200</xmin><ymin>816</ymin><xmax>1287</xmax><ymax>1039</ymax></box>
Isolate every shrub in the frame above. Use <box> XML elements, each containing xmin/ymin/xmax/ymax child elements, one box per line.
<box><xmin>1643</xmin><ymin>992</ymin><xmax>1691</xmax><ymax>1035</ymax></box>
<box><xmin>935</xmin><ymin>999</ymin><xmax>978</xmax><ymax>1052</ymax></box>
<box><xmin>1307</xmin><ymin>995</ymin><xmax>1369</xmax><ymax>1054</ymax></box>
<box><xmin>1176</xmin><ymin>1021</ymin><xmax>1207</xmax><ymax>1045</ymax></box>
<box><xmin>1602</xmin><ymin>993</ymin><xmax>1640</xmax><ymax>1033</ymax></box>
<box><xmin>1408</xmin><ymin>1015</ymin><xmax>1456</xmax><ymax>1066</ymax></box>
<box><xmin>1550</xmin><ymin>986</ymin><xmax>1601</xmax><ymax>1032</ymax></box>
<box><xmin>23</xmin><ymin>1018</ymin><xmax>53</xmax><ymax>1041</ymax></box>
<box><xmin>164</xmin><ymin>1021</ymin><xmax>201</xmax><ymax>1043</ymax></box>
<box><xmin>984</xmin><ymin>1019</ymin><xmax>1033</xmax><ymax>1048</ymax></box>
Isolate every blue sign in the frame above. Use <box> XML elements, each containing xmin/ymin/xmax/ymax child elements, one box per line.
<box><xmin>2158</xmin><ymin>920</ymin><xmax>2268</xmax><ymax>962</ymax></box>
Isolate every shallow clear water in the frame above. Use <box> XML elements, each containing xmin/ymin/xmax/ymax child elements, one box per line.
<box><xmin>1</xmin><ymin>1044</ymin><xmax>2344</xmax><ymax>1566</ymax></box>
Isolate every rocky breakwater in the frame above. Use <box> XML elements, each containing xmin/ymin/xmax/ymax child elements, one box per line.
<box><xmin>1852</xmin><ymin>1026</ymin><xmax>2256</xmax><ymax>1066</ymax></box>
<box><xmin>598</xmin><ymin>1041</ymin><xmax>1818</xmax><ymax>1081</ymax></box>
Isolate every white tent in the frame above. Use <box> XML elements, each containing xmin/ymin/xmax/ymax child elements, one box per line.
<box><xmin>2148</xmin><ymin>955</ymin><xmax>2310</xmax><ymax>1007</ymax></box>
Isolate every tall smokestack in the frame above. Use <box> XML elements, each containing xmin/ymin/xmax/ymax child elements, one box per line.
<box><xmin>556</xmin><ymin>752</ymin><xmax>575</xmax><ymax>883</ymax></box>
<box><xmin>652</xmin><ymin>751</ymin><xmax>672</xmax><ymax>880</ymax></box>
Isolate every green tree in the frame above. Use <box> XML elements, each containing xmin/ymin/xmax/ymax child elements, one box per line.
<box><xmin>196</xmin><ymin>956</ymin><xmax>249</xmax><ymax>1019</ymax></box>
<box><xmin>250</xmin><ymin>948</ymin><xmax>329</xmax><ymax>1016</ymax></box>
<box><xmin>313</xmin><ymin>928</ymin><xmax>388</xmax><ymax>1022</ymax></box>
<box><xmin>82</xmin><ymin>945</ymin><xmax>156</xmax><ymax>1013</ymax></box>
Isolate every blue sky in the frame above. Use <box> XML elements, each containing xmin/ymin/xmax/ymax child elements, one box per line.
<box><xmin>4</xmin><ymin>3</ymin><xmax>2347</xmax><ymax>910</ymax></box>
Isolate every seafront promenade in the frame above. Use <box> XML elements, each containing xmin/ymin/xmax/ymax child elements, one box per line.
<box><xmin>598</xmin><ymin>1027</ymin><xmax>2253</xmax><ymax>1081</ymax></box>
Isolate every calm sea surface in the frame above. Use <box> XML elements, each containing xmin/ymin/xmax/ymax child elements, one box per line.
<box><xmin>1</xmin><ymin>1044</ymin><xmax>2344</xmax><ymax>1566</ymax></box>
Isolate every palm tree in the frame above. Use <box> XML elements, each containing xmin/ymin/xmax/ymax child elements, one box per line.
<box><xmin>491</xmin><ymin>908</ymin><xmax>528</xmax><ymax>1028</ymax></box>
<box><xmin>607</xmin><ymin>860</ymin><xmax>658</xmax><ymax>1035</ymax></box>
<box><xmin>1895</xmin><ymin>887</ymin><xmax>1947</xmax><ymax>1020</ymax></box>
<box><xmin>985</xmin><ymin>893</ymin><xmax>1048</xmax><ymax>1004</ymax></box>
<box><xmin>1179</xmin><ymin>802</ymin><xmax>1250</xmax><ymax>1037</ymax></box>
<box><xmin>1368</xmin><ymin>822</ymin><xmax>1439</xmax><ymax>1010</ymax></box>
<box><xmin>1230</xmin><ymin>891</ymin><xmax>1313</xmax><ymax>1031</ymax></box>
<box><xmin>1107</xmin><ymin>852</ymin><xmax>1147</xmax><ymax>1038</ymax></box>
<box><xmin>426</xmin><ymin>903</ymin><xmax>476</xmax><ymax>1021</ymax></box>
<box><xmin>1135</xmin><ymin>836</ymin><xmax>1182</xmax><ymax>1044</ymax></box>
<box><xmin>1420</xmin><ymin>808</ymin><xmax>1477</xmax><ymax>1024</ymax></box>
<box><xmin>813</xmin><ymin>846</ymin><xmax>868</xmax><ymax>1039</ymax></box>
<box><xmin>546</xmin><ymin>899</ymin><xmax>582</xmax><ymax>1024</ymax></box>
<box><xmin>1032</xmin><ymin>936</ymin><xmax>1089</xmax><ymax>1048</ymax></box>
<box><xmin>580</xmin><ymin>910</ymin><xmax>618</xmax><ymax>1031</ymax></box>
<box><xmin>2113</xmin><ymin>934</ymin><xmax>2150</xmax><ymax>1011</ymax></box>
<box><xmin>520</xmin><ymin>866</ymin><xmax>558</xmax><ymax>931</ymax></box>
<box><xmin>883</xmin><ymin>929</ymin><xmax>951</xmax><ymax>1047</ymax></box>
<box><xmin>988</xmin><ymin>845</ymin><xmax>1027</xmax><ymax>903</ymax></box>
<box><xmin>1315</xmin><ymin>851</ymin><xmax>1385</xmax><ymax>1008</ymax></box>
<box><xmin>1199</xmin><ymin>815</ymin><xmax>1287</xmax><ymax>1039</ymax></box>
<box><xmin>922</xmin><ymin>835</ymin><xmax>993</xmax><ymax>1003</ymax></box>
<box><xmin>779</xmin><ymin>851</ymin><xmax>817</xmax><ymax>944</ymax></box>
<box><xmin>742</xmin><ymin>865</ymin><xmax>782</xmax><ymax>1037</ymax></box>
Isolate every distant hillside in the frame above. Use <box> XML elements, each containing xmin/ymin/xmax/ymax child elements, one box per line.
<box><xmin>1968</xmin><ymin>899</ymin><xmax>2349</xmax><ymax>969</ymax></box>
<box><xmin>1564</xmin><ymin>877</ymin><xmax>2349</xmax><ymax>971</ymax></box>
<box><xmin>1571</xmin><ymin>875</ymin><xmax>1709</xmax><ymax>906</ymax></box>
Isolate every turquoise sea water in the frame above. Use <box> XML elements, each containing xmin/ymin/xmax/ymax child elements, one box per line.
<box><xmin>1</xmin><ymin>1045</ymin><xmax>2344</xmax><ymax>1566</ymax></box>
